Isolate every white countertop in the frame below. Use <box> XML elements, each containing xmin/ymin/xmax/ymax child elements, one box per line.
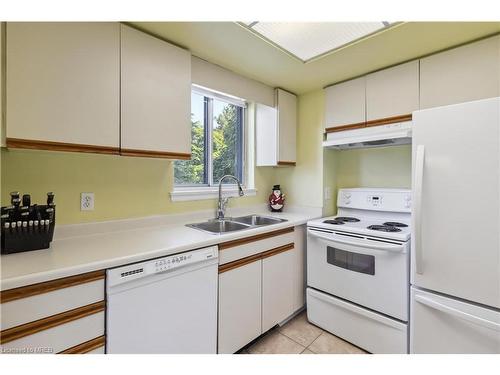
<box><xmin>0</xmin><ymin>205</ymin><xmax>321</xmax><ymax>290</ymax></box>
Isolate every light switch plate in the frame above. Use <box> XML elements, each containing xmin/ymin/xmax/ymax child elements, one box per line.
<box><xmin>81</xmin><ymin>192</ymin><xmax>95</xmax><ymax>211</ymax></box>
<box><xmin>324</xmin><ymin>186</ymin><xmax>332</xmax><ymax>201</ymax></box>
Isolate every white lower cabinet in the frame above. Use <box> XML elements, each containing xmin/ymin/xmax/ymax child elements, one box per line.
<box><xmin>217</xmin><ymin>227</ymin><xmax>305</xmax><ymax>354</ymax></box>
<box><xmin>0</xmin><ymin>271</ymin><xmax>106</xmax><ymax>354</ymax></box>
<box><xmin>218</xmin><ymin>260</ymin><xmax>262</xmax><ymax>354</ymax></box>
<box><xmin>262</xmin><ymin>249</ymin><xmax>295</xmax><ymax>332</ymax></box>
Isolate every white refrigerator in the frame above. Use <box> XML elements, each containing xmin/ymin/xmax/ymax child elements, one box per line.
<box><xmin>411</xmin><ymin>97</ymin><xmax>500</xmax><ymax>353</ymax></box>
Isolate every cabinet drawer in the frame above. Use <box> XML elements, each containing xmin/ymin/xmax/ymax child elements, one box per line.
<box><xmin>60</xmin><ymin>336</ymin><xmax>106</xmax><ymax>354</ymax></box>
<box><xmin>1</xmin><ymin>309</ymin><xmax>105</xmax><ymax>354</ymax></box>
<box><xmin>219</xmin><ymin>227</ymin><xmax>295</xmax><ymax>265</ymax></box>
<box><xmin>1</xmin><ymin>271</ymin><xmax>105</xmax><ymax>330</ymax></box>
<box><xmin>307</xmin><ymin>288</ymin><xmax>407</xmax><ymax>354</ymax></box>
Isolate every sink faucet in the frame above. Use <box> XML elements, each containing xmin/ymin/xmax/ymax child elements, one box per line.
<box><xmin>217</xmin><ymin>175</ymin><xmax>244</xmax><ymax>220</ymax></box>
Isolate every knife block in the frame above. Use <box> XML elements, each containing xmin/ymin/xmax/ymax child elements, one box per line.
<box><xmin>1</xmin><ymin>205</ymin><xmax>56</xmax><ymax>255</ymax></box>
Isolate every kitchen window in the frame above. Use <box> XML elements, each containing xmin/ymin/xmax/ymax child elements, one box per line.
<box><xmin>172</xmin><ymin>87</ymin><xmax>254</xmax><ymax>201</ymax></box>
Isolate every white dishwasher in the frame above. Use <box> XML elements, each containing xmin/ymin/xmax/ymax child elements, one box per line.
<box><xmin>106</xmin><ymin>246</ymin><xmax>218</xmax><ymax>354</ymax></box>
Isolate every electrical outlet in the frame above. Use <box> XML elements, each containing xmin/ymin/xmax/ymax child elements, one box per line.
<box><xmin>81</xmin><ymin>192</ymin><xmax>95</xmax><ymax>211</ymax></box>
<box><xmin>324</xmin><ymin>186</ymin><xmax>332</xmax><ymax>201</ymax></box>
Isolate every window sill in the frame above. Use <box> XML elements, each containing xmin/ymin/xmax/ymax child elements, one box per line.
<box><xmin>170</xmin><ymin>187</ymin><xmax>257</xmax><ymax>202</ymax></box>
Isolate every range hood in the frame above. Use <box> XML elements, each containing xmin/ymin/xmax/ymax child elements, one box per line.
<box><xmin>323</xmin><ymin>121</ymin><xmax>412</xmax><ymax>150</ymax></box>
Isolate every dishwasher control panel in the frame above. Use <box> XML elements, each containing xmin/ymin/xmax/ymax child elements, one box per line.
<box><xmin>153</xmin><ymin>247</ymin><xmax>217</xmax><ymax>273</ymax></box>
<box><xmin>107</xmin><ymin>246</ymin><xmax>218</xmax><ymax>287</ymax></box>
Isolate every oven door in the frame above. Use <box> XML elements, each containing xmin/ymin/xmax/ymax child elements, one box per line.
<box><xmin>307</xmin><ymin>227</ymin><xmax>409</xmax><ymax>321</ymax></box>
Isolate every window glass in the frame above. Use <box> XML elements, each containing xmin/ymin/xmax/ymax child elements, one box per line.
<box><xmin>174</xmin><ymin>90</ymin><xmax>244</xmax><ymax>187</ymax></box>
<box><xmin>212</xmin><ymin>99</ymin><xmax>243</xmax><ymax>184</ymax></box>
<box><xmin>174</xmin><ymin>92</ymin><xmax>206</xmax><ymax>185</ymax></box>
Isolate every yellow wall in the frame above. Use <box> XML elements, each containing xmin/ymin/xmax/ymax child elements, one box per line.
<box><xmin>335</xmin><ymin>146</ymin><xmax>412</xmax><ymax>189</ymax></box>
<box><xmin>278</xmin><ymin>89</ymin><xmax>412</xmax><ymax>217</ymax></box>
<box><xmin>274</xmin><ymin>89</ymin><xmax>325</xmax><ymax>210</ymax></box>
<box><xmin>1</xmin><ymin>148</ymin><xmax>277</xmax><ymax>224</ymax></box>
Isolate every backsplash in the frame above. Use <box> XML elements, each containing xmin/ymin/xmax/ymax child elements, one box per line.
<box><xmin>1</xmin><ymin>149</ymin><xmax>276</xmax><ymax>225</ymax></box>
<box><xmin>335</xmin><ymin>145</ymin><xmax>412</xmax><ymax>189</ymax></box>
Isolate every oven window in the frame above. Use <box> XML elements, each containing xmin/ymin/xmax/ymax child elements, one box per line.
<box><xmin>326</xmin><ymin>247</ymin><xmax>375</xmax><ymax>275</ymax></box>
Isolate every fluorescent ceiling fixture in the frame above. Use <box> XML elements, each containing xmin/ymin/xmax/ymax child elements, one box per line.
<box><xmin>243</xmin><ymin>22</ymin><xmax>390</xmax><ymax>62</ymax></box>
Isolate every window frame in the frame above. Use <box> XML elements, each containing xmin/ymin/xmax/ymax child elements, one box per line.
<box><xmin>171</xmin><ymin>86</ymin><xmax>254</xmax><ymax>201</ymax></box>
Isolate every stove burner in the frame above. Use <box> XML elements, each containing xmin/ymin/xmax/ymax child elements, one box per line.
<box><xmin>335</xmin><ymin>217</ymin><xmax>360</xmax><ymax>223</ymax></box>
<box><xmin>367</xmin><ymin>225</ymin><xmax>402</xmax><ymax>232</ymax></box>
<box><xmin>323</xmin><ymin>220</ymin><xmax>345</xmax><ymax>225</ymax></box>
<box><xmin>383</xmin><ymin>222</ymin><xmax>408</xmax><ymax>228</ymax></box>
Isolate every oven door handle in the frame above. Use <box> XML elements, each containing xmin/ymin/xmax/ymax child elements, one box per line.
<box><xmin>308</xmin><ymin>229</ymin><xmax>406</xmax><ymax>253</ymax></box>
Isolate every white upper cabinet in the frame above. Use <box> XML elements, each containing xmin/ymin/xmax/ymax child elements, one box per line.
<box><xmin>324</xmin><ymin>76</ymin><xmax>366</xmax><ymax>130</ymax></box>
<box><xmin>1</xmin><ymin>23</ymin><xmax>4</xmax><ymax>147</ymax></box>
<box><xmin>255</xmin><ymin>103</ymin><xmax>278</xmax><ymax>166</ymax></box>
<box><xmin>120</xmin><ymin>25</ymin><xmax>191</xmax><ymax>158</ymax></box>
<box><xmin>420</xmin><ymin>35</ymin><xmax>500</xmax><ymax>109</ymax></box>
<box><xmin>255</xmin><ymin>88</ymin><xmax>297</xmax><ymax>167</ymax></box>
<box><xmin>366</xmin><ymin>61</ymin><xmax>419</xmax><ymax>121</ymax></box>
<box><xmin>276</xmin><ymin>88</ymin><xmax>297</xmax><ymax>164</ymax></box>
<box><xmin>6</xmin><ymin>22</ymin><xmax>120</xmax><ymax>152</ymax></box>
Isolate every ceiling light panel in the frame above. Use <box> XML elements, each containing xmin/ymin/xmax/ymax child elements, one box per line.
<box><xmin>250</xmin><ymin>22</ymin><xmax>388</xmax><ymax>61</ymax></box>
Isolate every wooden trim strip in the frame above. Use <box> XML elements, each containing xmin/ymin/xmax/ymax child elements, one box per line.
<box><xmin>0</xmin><ymin>301</ymin><xmax>105</xmax><ymax>344</ymax></box>
<box><xmin>277</xmin><ymin>161</ymin><xmax>296</xmax><ymax>166</ymax></box>
<box><xmin>219</xmin><ymin>227</ymin><xmax>294</xmax><ymax>250</ymax></box>
<box><xmin>59</xmin><ymin>335</ymin><xmax>105</xmax><ymax>354</ymax></box>
<box><xmin>260</xmin><ymin>243</ymin><xmax>294</xmax><ymax>259</ymax></box>
<box><xmin>325</xmin><ymin>114</ymin><xmax>412</xmax><ymax>134</ymax></box>
<box><xmin>6</xmin><ymin>138</ymin><xmax>120</xmax><ymax>155</ymax></box>
<box><xmin>218</xmin><ymin>242</ymin><xmax>295</xmax><ymax>274</ymax></box>
<box><xmin>365</xmin><ymin>114</ymin><xmax>412</xmax><ymax>127</ymax></box>
<box><xmin>1</xmin><ymin>270</ymin><xmax>105</xmax><ymax>304</ymax></box>
<box><xmin>325</xmin><ymin>122</ymin><xmax>366</xmax><ymax>133</ymax></box>
<box><xmin>120</xmin><ymin>148</ymin><xmax>191</xmax><ymax>160</ymax></box>
<box><xmin>218</xmin><ymin>253</ymin><xmax>263</xmax><ymax>274</ymax></box>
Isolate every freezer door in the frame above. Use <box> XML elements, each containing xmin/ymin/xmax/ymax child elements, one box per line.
<box><xmin>411</xmin><ymin>288</ymin><xmax>500</xmax><ymax>353</ymax></box>
<box><xmin>412</xmin><ymin>97</ymin><xmax>500</xmax><ymax>308</ymax></box>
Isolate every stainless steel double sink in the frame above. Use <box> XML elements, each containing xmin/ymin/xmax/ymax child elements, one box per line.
<box><xmin>187</xmin><ymin>214</ymin><xmax>288</xmax><ymax>234</ymax></box>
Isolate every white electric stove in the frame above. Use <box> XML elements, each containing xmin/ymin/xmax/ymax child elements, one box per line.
<box><xmin>306</xmin><ymin>188</ymin><xmax>411</xmax><ymax>354</ymax></box>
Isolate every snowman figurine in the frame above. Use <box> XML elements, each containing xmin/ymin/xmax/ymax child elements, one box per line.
<box><xmin>268</xmin><ymin>185</ymin><xmax>285</xmax><ymax>212</ymax></box>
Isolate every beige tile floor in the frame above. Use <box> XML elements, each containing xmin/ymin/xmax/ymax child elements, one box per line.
<box><xmin>238</xmin><ymin>311</ymin><xmax>368</xmax><ymax>354</ymax></box>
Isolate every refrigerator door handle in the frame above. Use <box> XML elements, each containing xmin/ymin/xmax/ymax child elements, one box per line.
<box><xmin>415</xmin><ymin>294</ymin><xmax>500</xmax><ymax>332</ymax></box>
<box><xmin>414</xmin><ymin>145</ymin><xmax>425</xmax><ymax>275</ymax></box>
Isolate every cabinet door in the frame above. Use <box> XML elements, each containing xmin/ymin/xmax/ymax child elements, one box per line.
<box><xmin>420</xmin><ymin>35</ymin><xmax>500</xmax><ymax>109</ymax></box>
<box><xmin>120</xmin><ymin>25</ymin><xmax>191</xmax><ymax>159</ymax></box>
<box><xmin>324</xmin><ymin>76</ymin><xmax>366</xmax><ymax>130</ymax></box>
<box><xmin>262</xmin><ymin>247</ymin><xmax>295</xmax><ymax>332</ymax></box>
<box><xmin>218</xmin><ymin>260</ymin><xmax>262</xmax><ymax>354</ymax></box>
<box><xmin>255</xmin><ymin>103</ymin><xmax>278</xmax><ymax>166</ymax></box>
<box><xmin>366</xmin><ymin>61</ymin><xmax>419</xmax><ymax>121</ymax></box>
<box><xmin>6</xmin><ymin>22</ymin><xmax>120</xmax><ymax>151</ymax></box>
<box><xmin>1</xmin><ymin>23</ymin><xmax>4</xmax><ymax>147</ymax></box>
<box><xmin>276</xmin><ymin>88</ymin><xmax>297</xmax><ymax>165</ymax></box>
